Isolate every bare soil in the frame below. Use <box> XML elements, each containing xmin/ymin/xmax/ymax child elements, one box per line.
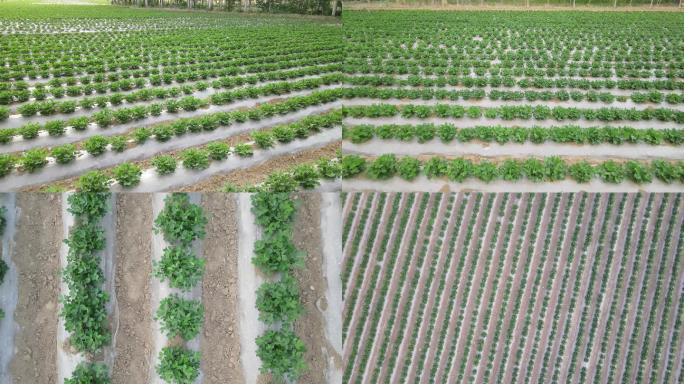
<box><xmin>111</xmin><ymin>194</ymin><xmax>154</xmax><ymax>384</ymax></box>
<box><xmin>291</xmin><ymin>193</ymin><xmax>341</xmax><ymax>384</ymax></box>
<box><xmin>10</xmin><ymin>193</ymin><xmax>62</xmax><ymax>384</ymax></box>
<box><xmin>200</xmin><ymin>193</ymin><xmax>245</xmax><ymax>383</ymax></box>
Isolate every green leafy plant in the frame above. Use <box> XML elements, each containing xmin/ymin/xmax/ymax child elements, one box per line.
<box><xmin>156</xmin><ymin>346</ymin><xmax>201</xmax><ymax>384</ymax></box>
<box><xmin>251</xmin><ymin>192</ymin><xmax>297</xmax><ymax>235</ymax></box>
<box><xmin>255</xmin><ymin>274</ymin><xmax>303</xmax><ymax>324</ymax></box>
<box><xmin>256</xmin><ymin>329</ymin><xmax>307</xmax><ymax>382</ymax></box>
<box><xmin>253</xmin><ymin>231</ymin><xmax>305</xmax><ymax>273</ymax></box>
<box><xmin>152</xmin><ymin>155</ymin><xmax>177</xmax><ymax>175</ymax></box>
<box><xmin>153</xmin><ymin>193</ymin><xmax>207</xmax><ymax>246</ymax></box>
<box><xmin>155</xmin><ymin>294</ymin><xmax>204</xmax><ymax>341</ymax></box>
<box><xmin>153</xmin><ymin>246</ymin><xmax>205</xmax><ymax>291</ymax></box>
<box><xmin>77</xmin><ymin>171</ymin><xmax>111</xmax><ymax>192</ymax></box>
<box><xmin>112</xmin><ymin>163</ymin><xmax>141</xmax><ymax>188</ymax></box>
<box><xmin>64</xmin><ymin>362</ymin><xmax>110</xmax><ymax>384</ymax></box>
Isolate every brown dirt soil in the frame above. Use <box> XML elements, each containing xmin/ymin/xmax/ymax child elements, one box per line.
<box><xmin>199</xmin><ymin>193</ymin><xmax>245</xmax><ymax>384</ymax></box>
<box><xmin>180</xmin><ymin>141</ymin><xmax>341</xmax><ymax>191</ymax></box>
<box><xmin>10</xmin><ymin>193</ymin><xmax>61</xmax><ymax>384</ymax></box>
<box><xmin>112</xmin><ymin>194</ymin><xmax>154</xmax><ymax>384</ymax></box>
<box><xmin>291</xmin><ymin>193</ymin><xmax>341</xmax><ymax>384</ymax></box>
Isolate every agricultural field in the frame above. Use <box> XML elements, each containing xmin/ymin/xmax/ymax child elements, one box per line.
<box><xmin>342</xmin><ymin>191</ymin><xmax>684</xmax><ymax>383</ymax></box>
<box><xmin>0</xmin><ymin>192</ymin><xmax>342</xmax><ymax>383</ymax></box>
<box><xmin>0</xmin><ymin>2</ymin><xmax>343</xmax><ymax>192</ymax></box>
<box><xmin>340</xmin><ymin>11</ymin><xmax>684</xmax><ymax>191</ymax></box>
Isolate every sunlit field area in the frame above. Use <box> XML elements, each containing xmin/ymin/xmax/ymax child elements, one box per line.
<box><xmin>0</xmin><ymin>1</ymin><xmax>343</xmax><ymax>192</ymax></box>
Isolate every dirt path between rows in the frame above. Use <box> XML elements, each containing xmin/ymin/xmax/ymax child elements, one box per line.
<box><xmin>292</xmin><ymin>193</ymin><xmax>333</xmax><ymax>384</ymax></box>
<box><xmin>9</xmin><ymin>194</ymin><xmax>61</xmax><ymax>384</ymax></box>
<box><xmin>200</xmin><ymin>194</ymin><xmax>245</xmax><ymax>383</ymax></box>
<box><xmin>112</xmin><ymin>194</ymin><xmax>154</xmax><ymax>384</ymax></box>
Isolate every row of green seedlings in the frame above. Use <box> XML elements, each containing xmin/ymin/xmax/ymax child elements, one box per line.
<box><xmin>61</xmin><ymin>192</ymin><xmax>112</xmax><ymax>383</ymax></box>
<box><xmin>343</xmin><ymin>123</ymin><xmax>684</xmax><ymax>146</ymax></box>
<box><xmin>427</xmin><ymin>193</ymin><xmax>482</xmax><ymax>383</ymax></box>
<box><xmin>0</xmin><ymin>63</ymin><xmax>340</xmax><ymax>107</ymax></box>
<box><xmin>153</xmin><ymin>193</ymin><xmax>207</xmax><ymax>384</ymax></box>
<box><xmin>386</xmin><ymin>193</ymin><xmax>445</xmax><ymax>384</ymax></box>
<box><xmin>340</xmin><ymin>192</ymin><xmax>383</xmax><ymax>306</ymax></box>
<box><xmin>492</xmin><ymin>193</ymin><xmax>548</xmax><ymax>384</ymax></box>
<box><xmin>549</xmin><ymin>194</ymin><xmax>606</xmax><ymax>383</ymax></box>
<box><xmin>5</xmin><ymin>69</ymin><xmax>683</xmax><ymax>114</ymax></box>
<box><xmin>2</xmin><ymin>47</ymin><xmax>340</xmax><ymax>94</ymax></box>
<box><xmin>511</xmin><ymin>194</ymin><xmax>570</xmax><ymax>383</ymax></box>
<box><xmin>0</xmin><ymin>73</ymin><xmax>341</xmax><ymax>128</ymax></box>
<box><xmin>342</xmin><ymin>103</ymin><xmax>684</xmax><ymax>124</ymax></box>
<box><xmin>536</xmin><ymin>193</ymin><xmax>590</xmax><ymax>384</ymax></box>
<box><xmin>41</xmin><ymin>155</ymin><xmax>340</xmax><ymax>195</ymax></box>
<box><xmin>604</xmin><ymin>193</ymin><xmax>660</xmax><ymax>384</ymax></box>
<box><xmin>405</xmin><ymin>193</ymin><xmax>460</xmax><ymax>382</ymax></box>
<box><xmin>466</xmin><ymin>193</ymin><xmax>521</xmax><ymax>384</ymax></box>
<box><xmin>251</xmin><ymin>192</ymin><xmax>307</xmax><ymax>381</ymax></box>
<box><xmin>645</xmin><ymin>197</ymin><xmax>684</xmax><ymax>383</ymax></box>
<box><xmin>343</xmin><ymin>193</ymin><xmax>423</xmax><ymax>383</ymax></box>
<box><xmin>414</xmin><ymin>193</ymin><xmax>467</xmax><ymax>383</ymax></box>
<box><xmin>6</xmin><ymin>72</ymin><xmax>339</xmax><ymax>124</ymax></box>
<box><xmin>619</xmin><ymin>194</ymin><xmax>670</xmax><ymax>384</ymax></box>
<box><xmin>572</xmin><ymin>195</ymin><xmax>629</xmax><ymax>383</ymax></box>
<box><xmin>340</xmin><ymin>192</ymin><xmax>361</xmax><ymax>249</ymax></box>
<box><xmin>344</xmin><ymin>63</ymin><xmax>683</xmax><ymax>81</ymax></box>
<box><xmin>523</xmin><ymin>194</ymin><xmax>575</xmax><ymax>384</ymax></box>
<box><xmin>347</xmin><ymin>75</ymin><xmax>684</xmax><ymax>94</ymax></box>
<box><xmin>0</xmin><ymin>206</ymin><xmax>6</xmax><ymax>321</ymax></box>
<box><xmin>342</xmin><ymin>154</ymin><xmax>684</xmax><ymax>185</ymax></box>
<box><xmin>340</xmin><ymin>83</ymin><xmax>684</xmax><ymax>105</ymax></box>
<box><xmin>4</xmin><ymin>78</ymin><xmax>683</xmax><ymax>143</ymax></box>
<box><xmin>568</xmin><ymin>194</ymin><xmax>626</xmax><ymax>383</ymax></box>
<box><xmin>480</xmin><ymin>193</ymin><xmax>537</xmax><ymax>383</ymax></box>
<box><xmin>0</xmin><ymin>111</ymin><xmax>342</xmax><ymax>188</ymax></box>
<box><xmin>440</xmin><ymin>194</ymin><xmax>494</xmax><ymax>383</ymax></box>
<box><xmin>0</xmin><ymin>97</ymin><xmax>343</xmax><ymax>179</ymax></box>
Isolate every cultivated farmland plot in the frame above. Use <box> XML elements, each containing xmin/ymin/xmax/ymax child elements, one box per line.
<box><xmin>0</xmin><ymin>192</ymin><xmax>342</xmax><ymax>383</ymax></box>
<box><xmin>342</xmin><ymin>191</ymin><xmax>684</xmax><ymax>384</ymax></box>
<box><xmin>0</xmin><ymin>3</ymin><xmax>343</xmax><ymax>192</ymax></box>
<box><xmin>340</xmin><ymin>11</ymin><xmax>684</xmax><ymax>192</ymax></box>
